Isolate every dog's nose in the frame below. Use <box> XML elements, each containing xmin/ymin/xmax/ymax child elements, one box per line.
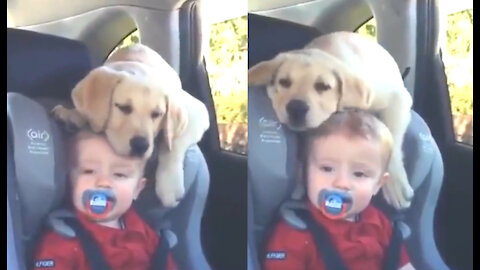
<box><xmin>286</xmin><ymin>99</ymin><xmax>309</xmax><ymax>123</ymax></box>
<box><xmin>130</xmin><ymin>137</ymin><xmax>149</xmax><ymax>156</ymax></box>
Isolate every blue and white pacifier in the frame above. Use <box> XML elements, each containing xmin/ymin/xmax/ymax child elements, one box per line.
<box><xmin>318</xmin><ymin>189</ymin><xmax>353</xmax><ymax>220</ymax></box>
<box><xmin>82</xmin><ymin>190</ymin><xmax>116</xmax><ymax>219</ymax></box>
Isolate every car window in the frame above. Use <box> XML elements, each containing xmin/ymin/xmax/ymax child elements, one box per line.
<box><xmin>205</xmin><ymin>16</ymin><xmax>248</xmax><ymax>155</ymax></box>
<box><xmin>441</xmin><ymin>8</ymin><xmax>473</xmax><ymax>145</ymax></box>
<box><xmin>109</xmin><ymin>29</ymin><xmax>140</xmax><ymax>58</ymax></box>
<box><xmin>356</xmin><ymin>17</ymin><xmax>377</xmax><ymax>41</ymax></box>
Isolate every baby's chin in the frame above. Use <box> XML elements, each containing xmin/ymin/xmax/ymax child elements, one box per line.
<box><xmin>342</xmin><ymin>212</ymin><xmax>360</xmax><ymax>222</ymax></box>
<box><xmin>343</xmin><ymin>205</ymin><xmax>369</xmax><ymax>221</ymax></box>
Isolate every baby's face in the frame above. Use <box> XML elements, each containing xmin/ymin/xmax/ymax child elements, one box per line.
<box><xmin>69</xmin><ymin>134</ymin><xmax>145</xmax><ymax>227</ymax></box>
<box><xmin>306</xmin><ymin>134</ymin><xmax>389</xmax><ymax>221</ymax></box>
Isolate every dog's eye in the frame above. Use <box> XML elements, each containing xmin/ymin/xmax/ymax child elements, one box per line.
<box><xmin>314</xmin><ymin>82</ymin><xmax>330</xmax><ymax>92</ymax></box>
<box><xmin>115</xmin><ymin>103</ymin><xmax>132</xmax><ymax>114</ymax></box>
<box><xmin>278</xmin><ymin>78</ymin><xmax>292</xmax><ymax>88</ymax></box>
<box><xmin>151</xmin><ymin>111</ymin><xmax>163</xmax><ymax>119</ymax></box>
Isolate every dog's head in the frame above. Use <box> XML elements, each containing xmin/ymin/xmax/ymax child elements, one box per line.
<box><xmin>71</xmin><ymin>61</ymin><xmax>187</xmax><ymax>159</ymax></box>
<box><xmin>248</xmin><ymin>48</ymin><xmax>373</xmax><ymax>131</ymax></box>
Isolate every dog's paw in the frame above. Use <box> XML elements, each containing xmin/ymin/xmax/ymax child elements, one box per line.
<box><xmin>51</xmin><ymin>105</ymin><xmax>69</xmax><ymax>121</ymax></box>
<box><xmin>51</xmin><ymin>105</ymin><xmax>86</xmax><ymax>131</ymax></box>
<box><xmin>155</xmin><ymin>167</ymin><xmax>186</xmax><ymax>208</ymax></box>
<box><xmin>381</xmin><ymin>178</ymin><xmax>414</xmax><ymax>210</ymax></box>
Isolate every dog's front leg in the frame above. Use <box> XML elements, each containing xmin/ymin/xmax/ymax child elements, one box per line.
<box><xmin>155</xmin><ymin>140</ymin><xmax>187</xmax><ymax>208</ymax></box>
<box><xmin>51</xmin><ymin>105</ymin><xmax>88</xmax><ymax>131</ymax></box>
<box><xmin>155</xmin><ymin>92</ymin><xmax>210</xmax><ymax>208</ymax></box>
<box><xmin>378</xmin><ymin>90</ymin><xmax>414</xmax><ymax>210</ymax></box>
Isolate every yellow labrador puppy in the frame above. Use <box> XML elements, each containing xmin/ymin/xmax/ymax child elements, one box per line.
<box><xmin>53</xmin><ymin>44</ymin><xmax>210</xmax><ymax>207</ymax></box>
<box><xmin>249</xmin><ymin>31</ymin><xmax>413</xmax><ymax>210</ymax></box>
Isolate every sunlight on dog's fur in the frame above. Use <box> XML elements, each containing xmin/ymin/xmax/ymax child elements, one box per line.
<box><xmin>53</xmin><ymin>44</ymin><xmax>209</xmax><ymax>207</ymax></box>
<box><xmin>249</xmin><ymin>31</ymin><xmax>413</xmax><ymax>210</ymax></box>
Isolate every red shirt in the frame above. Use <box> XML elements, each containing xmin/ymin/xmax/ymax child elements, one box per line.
<box><xmin>33</xmin><ymin>208</ymin><xmax>177</xmax><ymax>270</ymax></box>
<box><xmin>263</xmin><ymin>203</ymin><xmax>410</xmax><ymax>270</ymax></box>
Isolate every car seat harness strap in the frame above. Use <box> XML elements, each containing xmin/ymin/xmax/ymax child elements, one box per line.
<box><xmin>58</xmin><ymin>216</ymin><xmax>171</xmax><ymax>270</ymax></box>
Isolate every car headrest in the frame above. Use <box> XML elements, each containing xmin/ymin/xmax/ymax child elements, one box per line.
<box><xmin>248</xmin><ymin>13</ymin><xmax>320</xmax><ymax>68</ymax></box>
<box><xmin>7</xmin><ymin>28</ymin><xmax>91</xmax><ymax>99</ymax></box>
<box><xmin>7</xmin><ymin>93</ymin><xmax>68</xmax><ymax>245</ymax></box>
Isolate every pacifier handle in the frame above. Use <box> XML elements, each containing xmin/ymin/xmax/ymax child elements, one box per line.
<box><xmin>82</xmin><ymin>190</ymin><xmax>115</xmax><ymax>219</ymax></box>
<box><xmin>318</xmin><ymin>190</ymin><xmax>352</xmax><ymax>220</ymax></box>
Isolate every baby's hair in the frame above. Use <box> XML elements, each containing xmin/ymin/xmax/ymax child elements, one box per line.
<box><xmin>299</xmin><ymin>109</ymin><xmax>394</xmax><ymax>173</ymax></box>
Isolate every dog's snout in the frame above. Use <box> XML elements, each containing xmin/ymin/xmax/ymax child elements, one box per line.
<box><xmin>286</xmin><ymin>99</ymin><xmax>309</xmax><ymax>123</ymax></box>
<box><xmin>130</xmin><ymin>136</ymin><xmax>149</xmax><ymax>156</ymax></box>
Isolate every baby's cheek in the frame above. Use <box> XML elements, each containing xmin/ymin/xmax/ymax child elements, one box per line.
<box><xmin>352</xmin><ymin>188</ymin><xmax>374</xmax><ymax>211</ymax></box>
<box><xmin>115</xmin><ymin>186</ymin><xmax>136</xmax><ymax>202</ymax></box>
<box><xmin>306</xmin><ymin>177</ymin><xmax>323</xmax><ymax>207</ymax></box>
<box><xmin>71</xmin><ymin>189</ymin><xmax>86</xmax><ymax>211</ymax></box>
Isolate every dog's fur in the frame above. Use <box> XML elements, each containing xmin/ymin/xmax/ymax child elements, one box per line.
<box><xmin>248</xmin><ymin>31</ymin><xmax>414</xmax><ymax>209</ymax></box>
<box><xmin>53</xmin><ymin>44</ymin><xmax>209</xmax><ymax>207</ymax></box>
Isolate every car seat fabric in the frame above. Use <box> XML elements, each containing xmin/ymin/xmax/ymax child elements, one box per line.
<box><xmin>7</xmin><ymin>92</ymin><xmax>69</xmax><ymax>268</ymax></box>
<box><xmin>247</xmin><ymin>14</ymin><xmax>449</xmax><ymax>270</ymax></box>
<box><xmin>7</xmin><ymin>28</ymin><xmax>211</xmax><ymax>270</ymax></box>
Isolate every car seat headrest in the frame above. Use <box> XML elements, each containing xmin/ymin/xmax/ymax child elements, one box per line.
<box><xmin>7</xmin><ymin>28</ymin><xmax>91</xmax><ymax>99</ymax></box>
<box><xmin>248</xmin><ymin>13</ymin><xmax>321</xmax><ymax>68</ymax></box>
<box><xmin>7</xmin><ymin>93</ymin><xmax>68</xmax><ymax>243</ymax></box>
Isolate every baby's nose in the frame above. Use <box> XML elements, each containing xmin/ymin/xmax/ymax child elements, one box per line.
<box><xmin>95</xmin><ymin>175</ymin><xmax>112</xmax><ymax>188</ymax></box>
<box><xmin>333</xmin><ymin>174</ymin><xmax>350</xmax><ymax>190</ymax></box>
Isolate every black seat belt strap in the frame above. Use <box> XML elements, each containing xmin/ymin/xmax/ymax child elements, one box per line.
<box><xmin>383</xmin><ymin>216</ymin><xmax>404</xmax><ymax>270</ymax></box>
<box><xmin>150</xmin><ymin>230</ymin><xmax>170</xmax><ymax>270</ymax></box>
<box><xmin>63</xmin><ymin>217</ymin><xmax>112</xmax><ymax>270</ymax></box>
<box><xmin>296</xmin><ymin>209</ymin><xmax>349</xmax><ymax>270</ymax></box>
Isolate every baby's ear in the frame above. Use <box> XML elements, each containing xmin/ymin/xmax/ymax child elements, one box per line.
<box><xmin>134</xmin><ymin>177</ymin><xmax>147</xmax><ymax>200</ymax></box>
<box><xmin>374</xmin><ymin>172</ymin><xmax>390</xmax><ymax>195</ymax></box>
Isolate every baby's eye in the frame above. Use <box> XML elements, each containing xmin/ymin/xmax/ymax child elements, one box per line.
<box><xmin>320</xmin><ymin>166</ymin><xmax>334</xmax><ymax>172</ymax></box>
<box><xmin>113</xmin><ymin>173</ymin><xmax>128</xmax><ymax>179</ymax></box>
<box><xmin>82</xmin><ymin>169</ymin><xmax>95</xmax><ymax>175</ymax></box>
<box><xmin>353</xmin><ymin>171</ymin><xmax>367</xmax><ymax>178</ymax></box>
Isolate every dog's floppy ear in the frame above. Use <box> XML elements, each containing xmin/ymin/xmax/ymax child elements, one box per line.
<box><xmin>334</xmin><ymin>70</ymin><xmax>374</xmax><ymax>110</ymax></box>
<box><xmin>248</xmin><ymin>53</ymin><xmax>289</xmax><ymax>86</ymax></box>
<box><xmin>72</xmin><ymin>66</ymin><xmax>124</xmax><ymax>132</ymax></box>
<box><xmin>162</xmin><ymin>93</ymin><xmax>188</xmax><ymax>150</ymax></box>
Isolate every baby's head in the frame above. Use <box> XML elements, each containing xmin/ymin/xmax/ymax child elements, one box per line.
<box><xmin>67</xmin><ymin>130</ymin><xmax>147</xmax><ymax>227</ymax></box>
<box><xmin>300</xmin><ymin>110</ymin><xmax>393</xmax><ymax>221</ymax></box>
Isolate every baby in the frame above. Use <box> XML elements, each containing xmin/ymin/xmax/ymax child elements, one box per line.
<box><xmin>33</xmin><ymin>130</ymin><xmax>177</xmax><ymax>270</ymax></box>
<box><xmin>263</xmin><ymin>110</ymin><xmax>414</xmax><ymax>270</ymax></box>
